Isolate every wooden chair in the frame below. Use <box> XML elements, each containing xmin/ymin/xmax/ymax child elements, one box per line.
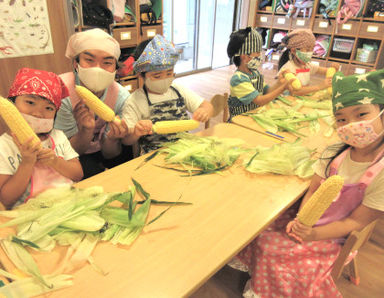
<box><xmin>331</xmin><ymin>219</ymin><xmax>378</xmax><ymax>285</ymax></box>
<box><xmin>205</xmin><ymin>93</ymin><xmax>229</xmax><ymax>129</ymax></box>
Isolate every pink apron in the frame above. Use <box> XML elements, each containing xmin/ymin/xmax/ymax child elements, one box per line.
<box><xmin>26</xmin><ymin>137</ymin><xmax>73</xmax><ymax>202</ymax></box>
<box><xmin>236</xmin><ymin>148</ymin><xmax>384</xmax><ymax>298</ymax></box>
<box><xmin>60</xmin><ymin>72</ymin><xmax>119</xmax><ymax>154</ymax></box>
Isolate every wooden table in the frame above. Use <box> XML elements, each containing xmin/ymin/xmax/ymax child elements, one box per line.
<box><xmin>20</xmin><ymin>124</ymin><xmax>310</xmax><ymax>298</ymax></box>
<box><xmin>231</xmin><ymin>96</ymin><xmax>341</xmax><ymax>155</ymax></box>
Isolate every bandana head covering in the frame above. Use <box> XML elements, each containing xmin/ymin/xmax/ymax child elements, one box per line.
<box><xmin>332</xmin><ymin>69</ymin><xmax>384</xmax><ymax>112</ymax></box>
<box><xmin>232</xmin><ymin>27</ymin><xmax>263</xmax><ymax>57</ymax></box>
<box><xmin>8</xmin><ymin>68</ymin><xmax>69</xmax><ymax>109</ymax></box>
<box><xmin>65</xmin><ymin>28</ymin><xmax>120</xmax><ymax>60</ymax></box>
<box><xmin>282</xmin><ymin>29</ymin><xmax>315</xmax><ymax>50</ymax></box>
<box><xmin>133</xmin><ymin>35</ymin><xmax>179</xmax><ymax>73</ymax></box>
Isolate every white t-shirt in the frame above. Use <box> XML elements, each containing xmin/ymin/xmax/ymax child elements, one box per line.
<box><xmin>279</xmin><ymin>60</ymin><xmax>320</xmax><ymax>86</ymax></box>
<box><xmin>0</xmin><ymin>129</ymin><xmax>79</xmax><ymax>205</ymax></box>
<box><xmin>122</xmin><ymin>82</ymin><xmax>204</xmax><ymax>128</ymax></box>
<box><xmin>313</xmin><ymin>145</ymin><xmax>384</xmax><ymax>211</ymax></box>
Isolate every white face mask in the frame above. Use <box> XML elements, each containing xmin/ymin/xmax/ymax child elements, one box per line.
<box><xmin>145</xmin><ymin>77</ymin><xmax>174</xmax><ymax>94</ymax></box>
<box><xmin>21</xmin><ymin>113</ymin><xmax>54</xmax><ymax>134</ymax></box>
<box><xmin>77</xmin><ymin>65</ymin><xmax>116</xmax><ymax>92</ymax></box>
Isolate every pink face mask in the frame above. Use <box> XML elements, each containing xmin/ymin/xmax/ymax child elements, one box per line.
<box><xmin>337</xmin><ymin>110</ymin><xmax>384</xmax><ymax>148</ymax></box>
<box><xmin>21</xmin><ymin>113</ymin><xmax>54</xmax><ymax>134</ymax></box>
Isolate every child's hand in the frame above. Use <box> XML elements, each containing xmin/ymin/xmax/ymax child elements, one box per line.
<box><xmin>321</xmin><ymin>77</ymin><xmax>332</xmax><ymax>89</ymax></box>
<box><xmin>279</xmin><ymin>70</ymin><xmax>295</xmax><ymax>93</ymax></box>
<box><xmin>73</xmin><ymin>100</ymin><xmax>95</xmax><ymax>131</ymax></box>
<box><xmin>286</xmin><ymin>218</ymin><xmax>315</xmax><ymax>242</ymax></box>
<box><xmin>12</xmin><ymin>134</ymin><xmax>40</xmax><ymax>165</ymax></box>
<box><xmin>107</xmin><ymin>116</ymin><xmax>129</xmax><ymax>140</ymax></box>
<box><xmin>193</xmin><ymin>107</ymin><xmax>210</xmax><ymax>123</ymax></box>
<box><xmin>330</xmin><ymin>62</ymin><xmax>340</xmax><ymax>71</ymax></box>
<box><xmin>37</xmin><ymin>148</ymin><xmax>57</xmax><ymax>167</ymax></box>
<box><xmin>134</xmin><ymin>120</ymin><xmax>153</xmax><ymax>137</ymax></box>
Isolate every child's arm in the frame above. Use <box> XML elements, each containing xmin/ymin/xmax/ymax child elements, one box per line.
<box><xmin>316</xmin><ymin>62</ymin><xmax>341</xmax><ymax>76</ymax></box>
<box><xmin>252</xmin><ymin>71</ymin><xmax>292</xmax><ymax>106</ymax></box>
<box><xmin>288</xmin><ymin>174</ymin><xmax>383</xmax><ymax>242</ymax></box>
<box><xmin>289</xmin><ymin>78</ymin><xmax>331</xmax><ymax>96</ymax></box>
<box><xmin>292</xmin><ymin>205</ymin><xmax>383</xmax><ymax>242</ymax></box>
<box><xmin>0</xmin><ymin>137</ymin><xmax>39</xmax><ymax>209</ymax></box>
<box><xmin>37</xmin><ymin>149</ymin><xmax>83</xmax><ymax>181</ymax></box>
<box><xmin>101</xmin><ymin>117</ymin><xmax>129</xmax><ymax>159</ymax></box>
<box><xmin>122</xmin><ymin>120</ymin><xmax>153</xmax><ymax>146</ymax></box>
<box><xmin>192</xmin><ymin>100</ymin><xmax>214</xmax><ymax>123</ymax></box>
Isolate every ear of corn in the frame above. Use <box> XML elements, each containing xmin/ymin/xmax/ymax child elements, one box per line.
<box><xmin>0</xmin><ymin>96</ymin><xmax>40</xmax><ymax>147</ymax></box>
<box><xmin>284</xmin><ymin>72</ymin><xmax>302</xmax><ymax>90</ymax></box>
<box><xmin>75</xmin><ymin>85</ymin><xmax>120</xmax><ymax>123</ymax></box>
<box><xmin>152</xmin><ymin>120</ymin><xmax>199</xmax><ymax>134</ymax></box>
<box><xmin>326</xmin><ymin>67</ymin><xmax>337</xmax><ymax>95</ymax></box>
<box><xmin>297</xmin><ymin>175</ymin><xmax>344</xmax><ymax>227</ymax></box>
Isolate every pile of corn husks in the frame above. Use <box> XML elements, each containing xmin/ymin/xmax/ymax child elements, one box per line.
<box><xmin>0</xmin><ymin>180</ymin><xmax>183</xmax><ymax>296</ymax></box>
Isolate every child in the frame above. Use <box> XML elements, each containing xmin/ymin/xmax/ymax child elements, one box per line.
<box><xmin>227</xmin><ymin>27</ymin><xmax>291</xmax><ymax>120</ymax></box>
<box><xmin>230</xmin><ymin>69</ymin><xmax>384</xmax><ymax>297</ymax></box>
<box><xmin>0</xmin><ymin>68</ymin><xmax>83</xmax><ymax>209</ymax></box>
<box><xmin>278</xmin><ymin>29</ymin><xmax>339</xmax><ymax>96</ymax></box>
<box><xmin>122</xmin><ymin>35</ymin><xmax>213</xmax><ymax>154</ymax></box>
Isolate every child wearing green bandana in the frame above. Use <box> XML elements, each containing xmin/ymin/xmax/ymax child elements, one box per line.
<box><xmin>278</xmin><ymin>29</ymin><xmax>340</xmax><ymax>96</ymax></box>
<box><xmin>226</xmin><ymin>27</ymin><xmax>291</xmax><ymax>120</ymax></box>
<box><xmin>229</xmin><ymin>69</ymin><xmax>384</xmax><ymax>297</ymax></box>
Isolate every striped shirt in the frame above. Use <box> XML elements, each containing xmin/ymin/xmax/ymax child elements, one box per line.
<box><xmin>228</xmin><ymin>69</ymin><xmax>268</xmax><ymax>120</ymax></box>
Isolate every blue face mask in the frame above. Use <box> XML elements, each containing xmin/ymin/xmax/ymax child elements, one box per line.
<box><xmin>295</xmin><ymin>50</ymin><xmax>312</xmax><ymax>63</ymax></box>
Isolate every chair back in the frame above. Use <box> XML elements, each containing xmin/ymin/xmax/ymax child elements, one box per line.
<box><xmin>331</xmin><ymin>219</ymin><xmax>378</xmax><ymax>282</ymax></box>
<box><xmin>205</xmin><ymin>93</ymin><xmax>229</xmax><ymax>129</ymax></box>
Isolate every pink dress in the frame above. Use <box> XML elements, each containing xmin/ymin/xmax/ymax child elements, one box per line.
<box><xmin>235</xmin><ymin>148</ymin><xmax>384</xmax><ymax>297</ymax></box>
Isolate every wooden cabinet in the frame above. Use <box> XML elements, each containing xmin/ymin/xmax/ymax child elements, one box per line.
<box><xmin>253</xmin><ymin>0</ymin><xmax>384</xmax><ymax>74</ymax></box>
<box><xmin>75</xmin><ymin>0</ymin><xmax>163</xmax><ymax>93</ymax></box>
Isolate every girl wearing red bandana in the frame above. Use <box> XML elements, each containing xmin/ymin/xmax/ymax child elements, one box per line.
<box><xmin>278</xmin><ymin>29</ymin><xmax>340</xmax><ymax>96</ymax></box>
<box><xmin>0</xmin><ymin>68</ymin><xmax>83</xmax><ymax>209</ymax></box>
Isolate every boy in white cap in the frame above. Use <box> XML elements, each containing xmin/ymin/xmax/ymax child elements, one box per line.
<box><xmin>55</xmin><ymin>28</ymin><xmax>132</xmax><ymax>179</ymax></box>
<box><xmin>122</xmin><ymin>35</ymin><xmax>213</xmax><ymax>154</ymax></box>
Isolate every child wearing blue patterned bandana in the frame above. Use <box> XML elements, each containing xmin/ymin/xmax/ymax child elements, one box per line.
<box><xmin>122</xmin><ymin>35</ymin><xmax>213</xmax><ymax>154</ymax></box>
<box><xmin>227</xmin><ymin>27</ymin><xmax>291</xmax><ymax>120</ymax></box>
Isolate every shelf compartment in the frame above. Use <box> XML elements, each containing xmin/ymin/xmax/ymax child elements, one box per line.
<box><xmin>313</xmin><ymin>18</ymin><xmax>335</xmax><ymax>34</ymax></box>
<box><xmin>141</xmin><ymin>24</ymin><xmax>162</xmax><ymax>39</ymax></box>
<box><xmin>112</xmin><ymin>27</ymin><xmax>138</xmax><ymax>48</ymax></box>
<box><xmin>272</xmin><ymin>15</ymin><xmax>290</xmax><ymax>29</ymax></box>
<box><xmin>311</xmin><ymin>57</ymin><xmax>327</xmax><ymax>67</ymax></box>
<box><xmin>255</xmin><ymin>14</ymin><xmax>273</xmax><ymax>27</ymax></box>
<box><xmin>291</xmin><ymin>17</ymin><xmax>311</xmax><ymax>29</ymax></box>
<box><xmin>348</xmin><ymin>64</ymin><xmax>372</xmax><ymax>75</ymax></box>
<box><xmin>335</xmin><ymin>20</ymin><xmax>360</xmax><ymax>37</ymax></box>
<box><xmin>358</xmin><ymin>21</ymin><xmax>384</xmax><ymax>38</ymax></box>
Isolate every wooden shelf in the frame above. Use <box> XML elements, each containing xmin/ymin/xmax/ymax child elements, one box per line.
<box><xmin>254</xmin><ymin>0</ymin><xmax>384</xmax><ymax>73</ymax></box>
<box><xmin>350</xmin><ymin>60</ymin><xmax>375</xmax><ymax>66</ymax></box>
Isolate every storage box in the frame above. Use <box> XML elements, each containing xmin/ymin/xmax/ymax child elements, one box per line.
<box><xmin>333</xmin><ymin>38</ymin><xmax>354</xmax><ymax>53</ymax></box>
<box><xmin>355</xmin><ymin>48</ymin><xmax>378</xmax><ymax>63</ymax></box>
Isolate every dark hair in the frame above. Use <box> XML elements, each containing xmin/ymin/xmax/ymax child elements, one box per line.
<box><xmin>133</xmin><ymin>38</ymin><xmax>153</xmax><ymax>76</ymax></box>
<box><xmin>278</xmin><ymin>49</ymin><xmax>290</xmax><ymax>71</ymax></box>
<box><xmin>227</xmin><ymin>27</ymin><xmax>252</xmax><ymax>67</ymax></box>
<box><xmin>324</xmin><ymin>104</ymin><xmax>384</xmax><ymax>177</ymax></box>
